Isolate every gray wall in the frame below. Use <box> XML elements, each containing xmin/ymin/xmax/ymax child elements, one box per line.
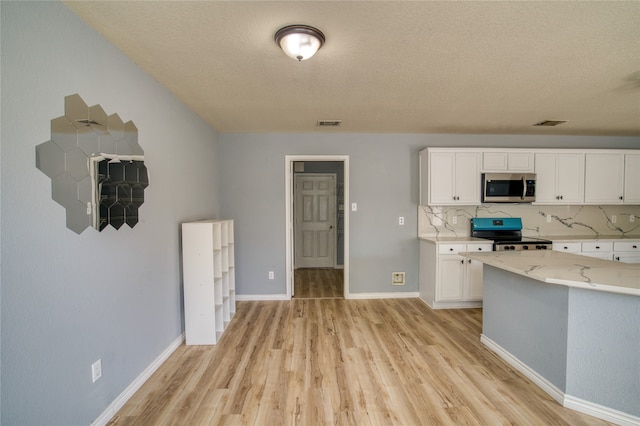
<box><xmin>219</xmin><ymin>133</ymin><xmax>640</xmax><ymax>296</ymax></box>
<box><xmin>1</xmin><ymin>2</ymin><xmax>220</xmax><ymax>424</ymax></box>
<box><xmin>482</xmin><ymin>266</ymin><xmax>569</xmax><ymax>390</ymax></box>
<box><xmin>566</xmin><ymin>289</ymin><xmax>640</xmax><ymax>416</ymax></box>
<box><xmin>483</xmin><ymin>266</ymin><xmax>639</xmax><ymax>417</ymax></box>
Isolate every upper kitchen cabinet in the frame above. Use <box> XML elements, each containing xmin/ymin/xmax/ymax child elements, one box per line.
<box><xmin>623</xmin><ymin>154</ymin><xmax>640</xmax><ymax>204</ymax></box>
<box><xmin>420</xmin><ymin>149</ymin><xmax>481</xmax><ymax>206</ymax></box>
<box><xmin>584</xmin><ymin>153</ymin><xmax>625</xmax><ymax>204</ymax></box>
<box><xmin>534</xmin><ymin>152</ymin><xmax>584</xmax><ymax>204</ymax></box>
<box><xmin>482</xmin><ymin>151</ymin><xmax>534</xmax><ymax>172</ymax></box>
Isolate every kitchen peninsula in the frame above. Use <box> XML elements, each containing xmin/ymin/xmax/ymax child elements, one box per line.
<box><xmin>461</xmin><ymin>250</ymin><xmax>640</xmax><ymax>424</ymax></box>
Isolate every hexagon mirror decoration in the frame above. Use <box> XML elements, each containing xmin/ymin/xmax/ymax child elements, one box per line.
<box><xmin>36</xmin><ymin>94</ymin><xmax>148</xmax><ymax>234</ymax></box>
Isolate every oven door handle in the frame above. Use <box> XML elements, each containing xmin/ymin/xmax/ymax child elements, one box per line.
<box><xmin>521</xmin><ymin>176</ymin><xmax>526</xmax><ymax>200</ymax></box>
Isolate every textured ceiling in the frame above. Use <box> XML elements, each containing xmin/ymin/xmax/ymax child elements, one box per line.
<box><xmin>64</xmin><ymin>1</ymin><xmax>640</xmax><ymax>136</ymax></box>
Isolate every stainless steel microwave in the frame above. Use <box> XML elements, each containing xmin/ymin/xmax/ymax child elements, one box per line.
<box><xmin>482</xmin><ymin>173</ymin><xmax>536</xmax><ymax>203</ymax></box>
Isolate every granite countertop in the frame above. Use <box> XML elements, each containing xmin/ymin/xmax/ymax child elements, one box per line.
<box><xmin>418</xmin><ymin>236</ymin><xmax>492</xmax><ymax>243</ymax></box>
<box><xmin>545</xmin><ymin>235</ymin><xmax>640</xmax><ymax>242</ymax></box>
<box><xmin>460</xmin><ymin>250</ymin><xmax>640</xmax><ymax>297</ymax></box>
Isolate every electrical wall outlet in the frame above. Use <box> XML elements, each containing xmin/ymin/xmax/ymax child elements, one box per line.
<box><xmin>392</xmin><ymin>272</ymin><xmax>405</xmax><ymax>286</ymax></box>
<box><xmin>631</xmin><ymin>215</ymin><xmax>636</xmax><ymax>223</ymax></box>
<box><xmin>398</xmin><ymin>216</ymin><xmax>405</xmax><ymax>225</ymax></box>
<box><xmin>612</xmin><ymin>215</ymin><xmax>617</xmax><ymax>223</ymax></box>
<box><xmin>268</xmin><ymin>271</ymin><xmax>274</xmax><ymax>280</ymax></box>
<box><xmin>452</xmin><ymin>215</ymin><xmax>457</xmax><ymax>225</ymax></box>
<box><xmin>91</xmin><ymin>359</ymin><xmax>102</xmax><ymax>383</ymax></box>
<box><xmin>546</xmin><ymin>214</ymin><xmax>552</xmax><ymax>223</ymax></box>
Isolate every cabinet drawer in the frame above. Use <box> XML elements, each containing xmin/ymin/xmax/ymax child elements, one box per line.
<box><xmin>466</xmin><ymin>243</ymin><xmax>493</xmax><ymax>252</ymax></box>
<box><xmin>613</xmin><ymin>241</ymin><xmax>640</xmax><ymax>252</ymax></box>
<box><xmin>581</xmin><ymin>242</ymin><xmax>612</xmax><ymax>252</ymax></box>
<box><xmin>438</xmin><ymin>244</ymin><xmax>466</xmax><ymax>254</ymax></box>
<box><xmin>553</xmin><ymin>242</ymin><xmax>581</xmax><ymax>253</ymax></box>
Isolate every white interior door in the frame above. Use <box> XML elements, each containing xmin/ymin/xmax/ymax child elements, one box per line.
<box><xmin>294</xmin><ymin>174</ymin><xmax>336</xmax><ymax>268</ymax></box>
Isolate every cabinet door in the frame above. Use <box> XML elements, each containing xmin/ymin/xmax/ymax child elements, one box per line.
<box><xmin>556</xmin><ymin>153</ymin><xmax>585</xmax><ymax>204</ymax></box>
<box><xmin>624</xmin><ymin>154</ymin><xmax>640</xmax><ymax>204</ymax></box>
<box><xmin>534</xmin><ymin>153</ymin><xmax>559</xmax><ymax>203</ymax></box>
<box><xmin>437</xmin><ymin>256</ymin><xmax>464</xmax><ymax>301</ymax></box>
<box><xmin>483</xmin><ymin>152</ymin><xmax>508</xmax><ymax>171</ymax></box>
<box><xmin>584</xmin><ymin>153</ymin><xmax>624</xmax><ymax>204</ymax></box>
<box><xmin>455</xmin><ymin>152</ymin><xmax>481</xmax><ymax>204</ymax></box>
<box><xmin>464</xmin><ymin>258</ymin><xmax>483</xmax><ymax>301</ymax></box>
<box><xmin>429</xmin><ymin>152</ymin><xmax>456</xmax><ymax>205</ymax></box>
<box><xmin>613</xmin><ymin>254</ymin><xmax>640</xmax><ymax>264</ymax></box>
<box><xmin>508</xmin><ymin>152</ymin><xmax>534</xmax><ymax>172</ymax></box>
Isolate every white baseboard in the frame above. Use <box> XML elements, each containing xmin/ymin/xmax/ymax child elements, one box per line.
<box><xmin>236</xmin><ymin>294</ymin><xmax>289</xmax><ymax>301</ymax></box>
<box><xmin>480</xmin><ymin>334</ymin><xmax>565</xmax><ymax>404</ymax></box>
<box><xmin>91</xmin><ymin>333</ymin><xmax>185</xmax><ymax>426</ymax></box>
<box><xmin>236</xmin><ymin>293</ymin><xmax>420</xmax><ymax>301</ymax></box>
<box><xmin>481</xmin><ymin>334</ymin><xmax>640</xmax><ymax>426</ymax></box>
<box><xmin>564</xmin><ymin>395</ymin><xmax>640</xmax><ymax>426</ymax></box>
<box><xmin>346</xmin><ymin>292</ymin><xmax>419</xmax><ymax>300</ymax></box>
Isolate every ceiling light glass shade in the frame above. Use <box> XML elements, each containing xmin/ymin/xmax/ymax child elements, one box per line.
<box><xmin>275</xmin><ymin>25</ymin><xmax>325</xmax><ymax>61</ymax></box>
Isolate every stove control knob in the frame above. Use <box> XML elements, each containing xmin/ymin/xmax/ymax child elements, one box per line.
<box><xmin>510</xmin><ymin>245</ymin><xmax>516</xmax><ymax>250</ymax></box>
<box><xmin>522</xmin><ymin>245</ymin><xmax>529</xmax><ymax>250</ymax></box>
<box><xmin>504</xmin><ymin>246</ymin><xmax>511</xmax><ymax>251</ymax></box>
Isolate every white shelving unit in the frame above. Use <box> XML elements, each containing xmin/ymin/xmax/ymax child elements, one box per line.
<box><xmin>181</xmin><ymin>219</ymin><xmax>235</xmax><ymax>345</ymax></box>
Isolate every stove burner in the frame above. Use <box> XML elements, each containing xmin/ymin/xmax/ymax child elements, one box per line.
<box><xmin>470</xmin><ymin>218</ymin><xmax>552</xmax><ymax>251</ymax></box>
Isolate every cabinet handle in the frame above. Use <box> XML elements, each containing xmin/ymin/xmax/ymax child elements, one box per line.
<box><xmin>616</xmin><ymin>256</ymin><xmax>620</xmax><ymax>261</ymax></box>
<box><xmin>633</xmin><ymin>245</ymin><xmax>637</xmax><ymax>249</ymax></box>
<box><xmin>563</xmin><ymin>246</ymin><xmax>568</xmax><ymax>250</ymax></box>
<box><xmin>619</xmin><ymin>196</ymin><xmax>623</xmax><ymax>200</ymax></box>
<box><xmin>460</xmin><ymin>259</ymin><xmax>464</xmax><ymax>264</ymax></box>
<box><xmin>560</xmin><ymin>195</ymin><xmax>564</xmax><ymax>200</ymax></box>
<box><xmin>449</xmin><ymin>248</ymin><xmax>454</xmax><ymax>251</ymax></box>
<box><xmin>595</xmin><ymin>246</ymin><xmax>600</xmax><ymax>249</ymax></box>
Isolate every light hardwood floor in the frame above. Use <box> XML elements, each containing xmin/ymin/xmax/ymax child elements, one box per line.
<box><xmin>294</xmin><ymin>268</ymin><xmax>343</xmax><ymax>299</ymax></box>
<box><xmin>107</xmin><ymin>299</ymin><xmax>609</xmax><ymax>425</ymax></box>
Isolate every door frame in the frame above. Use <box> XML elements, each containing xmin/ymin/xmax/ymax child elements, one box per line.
<box><xmin>285</xmin><ymin>155</ymin><xmax>349</xmax><ymax>300</ymax></box>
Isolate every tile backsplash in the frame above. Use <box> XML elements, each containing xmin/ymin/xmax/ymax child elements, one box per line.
<box><xmin>418</xmin><ymin>204</ymin><xmax>640</xmax><ymax>238</ymax></box>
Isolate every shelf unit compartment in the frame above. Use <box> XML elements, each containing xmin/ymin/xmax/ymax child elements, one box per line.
<box><xmin>182</xmin><ymin>219</ymin><xmax>236</xmax><ymax>345</ymax></box>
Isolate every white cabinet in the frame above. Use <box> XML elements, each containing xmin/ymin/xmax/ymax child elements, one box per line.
<box><xmin>613</xmin><ymin>241</ymin><xmax>640</xmax><ymax>264</ymax></box>
<box><xmin>482</xmin><ymin>151</ymin><xmax>534</xmax><ymax>172</ymax></box>
<box><xmin>623</xmin><ymin>154</ymin><xmax>640</xmax><ymax>204</ymax></box>
<box><xmin>534</xmin><ymin>153</ymin><xmax>584</xmax><ymax>204</ymax></box>
<box><xmin>553</xmin><ymin>239</ymin><xmax>640</xmax><ymax>263</ymax></box>
<box><xmin>584</xmin><ymin>153</ymin><xmax>625</xmax><ymax>204</ymax></box>
<box><xmin>552</xmin><ymin>242</ymin><xmax>581</xmax><ymax>253</ymax></box>
<box><xmin>182</xmin><ymin>219</ymin><xmax>235</xmax><ymax>345</ymax></box>
<box><xmin>581</xmin><ymin>241</ymin><xmax>613</xmax><ymax>260</ymax></box>
<box><xmin>421</xmin><ymin>149</ymin><xmax>481</xmax><ymax>206</ymax></box>
<box><xmin>420</xmin><ymin>241</ymin><xmax>492</xmax><ymax>309</ymax></box>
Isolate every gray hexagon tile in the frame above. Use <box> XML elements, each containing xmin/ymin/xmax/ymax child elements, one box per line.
<box><xmin>36</xmin><ymin>141</ymin><xmax>65</xmax><ymax>178</ymax></box>
<box><xmin>36</xmin><ymin>94</ymin><xmax>147</xmax><ymax>234</ymax></box>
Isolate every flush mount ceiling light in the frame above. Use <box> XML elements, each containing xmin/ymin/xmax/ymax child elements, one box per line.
<box><xmin>275</xmin><ymin>25</ymin><xmax>325</xmax><ymax>61</ymax></box>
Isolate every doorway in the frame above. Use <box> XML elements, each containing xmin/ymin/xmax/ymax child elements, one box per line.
<box><xmin>285</xmin><ymin>156</ymin><xmax>349</xmax><ymax>299</ymax></box>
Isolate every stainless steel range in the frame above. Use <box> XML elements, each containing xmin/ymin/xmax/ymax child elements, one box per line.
<box><xmin>470</xmin><ymin>218</ymin><xmax>552</xmax><ymax>251</ymax></box>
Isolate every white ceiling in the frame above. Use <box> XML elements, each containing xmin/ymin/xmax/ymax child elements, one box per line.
<box><xmin>64</xmin><ymin>1</ymin><xmax>640</xmax><ymax>136</ymax></box>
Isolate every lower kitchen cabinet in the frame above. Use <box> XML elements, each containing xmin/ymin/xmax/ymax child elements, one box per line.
<box><xmin>613</xmin><ymin>241</ymin><xmax>640</xmax><ymax>264</ymax></box>
<box><xmin>552</xmin><ymin>239</ymin><xmax>640</xmax><ymax>264</ymax></box>
<box><xmin>420</xmin><ymin>240</ymin><xmax>492</xmax><ymax>309</ymax></box>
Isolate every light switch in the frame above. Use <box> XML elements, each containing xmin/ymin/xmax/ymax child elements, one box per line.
<box><xmin>351</xmin><ymin>203</ymin><xmax>357</xmax><ymax>212</ymax></box>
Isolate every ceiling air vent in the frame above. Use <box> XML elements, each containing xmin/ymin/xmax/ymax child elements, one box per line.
<box><xmin>533</xmin><ymin>120</ymin><xmax>567</xmax><ymax>127</ymax></box>
<box><xmin>317</xmin><ymin>120</ymin><xmax>342</xmax><ymax>127</ymax></box>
